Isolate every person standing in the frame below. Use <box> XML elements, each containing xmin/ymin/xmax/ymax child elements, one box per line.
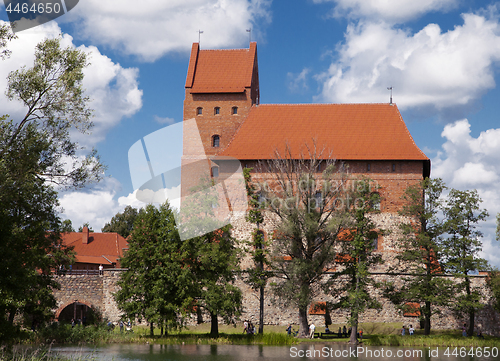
<box><xmin>309</xmin><ymin>323</ymin><xmax>316</xmax><ymax>339</ymax></box>
<box><xmin>409</xmin><ymin>325</ymin><xmax>414</xmax><ymax>336</ymax></box>
<box><xmin>99</xmin><ymin>264</ymin><xmax>104</xmax><ymax>275</ymax></box>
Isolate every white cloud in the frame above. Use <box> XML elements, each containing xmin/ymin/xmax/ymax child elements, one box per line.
<box><xmin>315</xmin><ymin>12</ymin><xmax>500</xmax><ymax>111</ymax></box>
<box><xmin>153</xmin><ymin>115</ymin><xmax>176</xmax><ymax>125</ymax></box>
<box><xmin>287</xmin><ymin>68</ymin><xmax>310</xmax><ymax>93</ymax></box>
<box><xmin>63</xmin><ymin>0</ymin><xmax>272</xmax><ymax>61</ymax></box>
<box><xmin>313</xmin><ymin>0</ymin><xmax>458</xmax><ymax>23</ymax></box>
<box><xmin>0</xmin><ymin>21</ymin><xmax>142</xmax><ymax>148</ymax></box>
<box><xmin>433</xmin><ymin>119</ymin><xmax>500</xmax><ymax>268</ymax></box>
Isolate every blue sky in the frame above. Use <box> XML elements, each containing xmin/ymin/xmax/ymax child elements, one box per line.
<box><xmin>1</xmin><ymin>0</ymin><xmax>500</xmax><ymax>267</ymax></box>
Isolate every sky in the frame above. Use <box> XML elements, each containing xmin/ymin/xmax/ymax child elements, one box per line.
<box><xmin>1</xmin><ymin>0</ymin><xmax>500</xmax><ymax>267</ymax></box>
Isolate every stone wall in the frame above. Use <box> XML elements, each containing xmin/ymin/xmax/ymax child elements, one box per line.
<box><xmin>52</xmin><ymin>270</ymin><xmax>124</xmax><ymax>322</ymax></box>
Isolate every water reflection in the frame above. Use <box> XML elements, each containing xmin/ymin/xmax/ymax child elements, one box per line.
<box><xmin>51</xmin><ymin>343</ymin><xmax>497</xmax><ymax>361</ymax></box>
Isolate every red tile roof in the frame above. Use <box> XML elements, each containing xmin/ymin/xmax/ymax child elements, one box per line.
<box><xmin>61</xmin><ymin>231</ymin><xmax>128</xmax><ymax>267</ymax></box>
<box><xmin>185</xmin><ymin>42</ymin><xmax>257</xmax><ymax>93</ymax></box>
<box><xmin>221</xmin><ymin>103</ymin><xmax>429</xmax><ymax>161</ymax></box>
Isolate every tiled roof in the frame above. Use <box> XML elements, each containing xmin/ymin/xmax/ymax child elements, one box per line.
<box><xmin>61</xmin><ymin>231</ymin><xmax>128</xmax><ymax>267</ymax></box>
<box><xmin>186</xmin><ymin>42</ymin><xmax>257</xmax><ymax>93</ymax></box>
<box><xmin>221</xmin><ymin>103</ymin><xmax>429</xmax><ymax>161</ymax></box>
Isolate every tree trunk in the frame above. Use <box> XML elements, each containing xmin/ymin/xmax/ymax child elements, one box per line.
<box><xmin>258</xmin><ymin>285</ymin><xmax>264</xmax><ymax>334</ymax></box>
<box><xmin>150</xmin><ymin>322</ymin><xmax>154</xmax><ymax>336</ymax></box>
<box><xmin>349</xmin><ymin>320</ymin><xmax>358</xmax><ymax>345</ymax></box>
<box><xmin>424</xmin><ymin>301</ymin><xmax>431</xmax><ymax>335</ymax></box>
<box><xmin>298</xmin><ymin>306</ymin><xmax>309</xmax><ymax>338</ymax></box>
<box><xmin>468</xmin><ymin>309</ymin><xmax>475</xmax><ymax>337</ymax></box>
<box><xmin>160</xmin><ymin>325</ymin><xmax>164</xmax><ymax>337</ymax></box>
<box><xmin>210</xmin><ymin>312</ymin><xmax>219</xmax><ymax>338</ymax></box>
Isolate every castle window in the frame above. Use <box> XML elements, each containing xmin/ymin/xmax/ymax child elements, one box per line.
<box><xmin>392</xmin><ymin>163</ymin><xmax>396</xmax><ymax>172</ymax></box>
<box><xmin>317</xmin><ymin>162</ymin><xmax>322</xmax><ymax>172</ymax></box>
<box><xmin>214</xmin><ymin>107</ymin><xmax>220</xmax><ymax>115</ymax></box>
<box><xmin>212</xmin><ymin>135</ymin><xmax>220</xmax><ymax>148</ymax></box>
<box><xmin>232</xmin><ymin>106</ymin><xmax>238</xmax><ymax>115</ymax></box>
<box><xmin>197</xmin><ymin>107</ymin><xmax>203</xmax><ymax>115</ymax></box>
<box><xmin>211</xmin><ymin>166</ymin><xmax>219</xmax><ymax>178</ymax></box>
<box><xmin>367</xmin><ymin>163</ymin><xmax>371</xmax><ymax>172</ymax></box>
<box><xmin>315</xmin><ymin>191</ymin><xmax>323</xmax><ymax>208</ymax></box>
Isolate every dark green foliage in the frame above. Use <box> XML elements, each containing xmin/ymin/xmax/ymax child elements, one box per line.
<box><xmin>60</xmin><ymin>219</ymin><xmax>75</xmax><ymax>232</ymax></box>
<box><xmin>442</xmin><ymin>189</ymin><xmax>489</xmax><ymax>336</ymax></box>
<box><xmin>77</xmin><ymin>222</ymin><xmax>94</xmax><ymax>232</ymax></box>
<box><xmin>115</xmin><ymin>203</ymin><xmax>195</xmax><ymax>335</ymax></box>
<box><xmin>102</xmin><ymin>206</ymin><xmax>143</xmax><ymax>237</ymax></box>
<box><xmin>384</xmin><ymin>178</ymin><xmax>454</xmax><ymax>335</ymax></box>
<box><xmin>186</xmin><ymin>224</ymin><xmax>243</xmax><ymax>338</ymax></box>
<box><xmin>243</xmin><ymin>168</ymin><xmax>271</xmax><ymax>334</ymax></box>
<box><xmin>325</xmin><ymin>177</ymin><xmax>383</xmax><ymax>344</ymax></box>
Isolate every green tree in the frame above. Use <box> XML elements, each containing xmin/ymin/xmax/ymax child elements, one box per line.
<box><xmin>442</xmin><ymin>189</ymin><xmax>489</xmax><ymax>336</ymax></box>
<box><xmin>257</xmin><ymin>144</ymin><xmax>349</xmax><ymax>338</ymax></box>
<box><xmin>61</xmin><ymin>219</ymin><xmax>75</xmax><ymax>232</ymax></box>
<box><xmin>187</xmin><ymin>225</ymin><xmax>243</xmax><ymax>338</ymax></box>
<box><xmin>115</xmin><ymin>203</ymin><xmax>195</xmax><ymax>336</ymax></box>
<box><xmin>102</xmin><ymin>205</ymin><xmax>143</xmax><ymax>237</ymax></box>
<box><xmin>326</xmin><ymin>178</ymin><xmax>382</xmax><ymax>344</ymax></box>
<box><xmin>385</xmin><ymin>178</ymin><xmax>454</xmax><ymax>335</ymax></box>
<box><xmin>78</xmin><ymin>222</ymin><xmax>94</xmax><ymax>232</ymax></box>
<box><xmin>496</xmin><ymin>213</ymin><xmax>500</xmax><ymax>241</ymax></box>
<box><xmin>0</xmin><ymin>32</ymin><xmax>103</xmax><ymax>338</ymax></box>
<box><xmin>242</xmin><ymin>167</ymin><xmax>271</xmax><ymax>334</ymax></box>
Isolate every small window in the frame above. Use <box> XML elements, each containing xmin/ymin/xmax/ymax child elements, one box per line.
<box><xmin>367</xmin><ymin>163</ymin><xmax>371</xmax><ymax>172</ymax></box>
<box><xmin>315</xmin><ymin>191</ymin><xmax>323</xmax><ymax>208</ymax></box>
<box><xmin>212</xmin><ymin>135</ymin><xmax>220</xmax><ymax>148</ymax></box>
<box><xmin>214</xmin><ymin>107</ymin><xmax>220</xmax><ymax>115</ymax></box>
<box><xmin>392</xmin><ymin>163</ymin><xmax>396</xmax><ymax>172</ymax></box>
<box><xmin>211</xmin><ymin>166</ymin><xmax>219</xmax><ymax>178</ymax></box>
<box><xmin>317</xmin><ymin>162</ymin><xmax>322</xmax><ymax>172</ymax></box>
<box><xmin>196</xmin><ymin>107</ymin><xmax>203</xmax><ymax>115</ymax></box>
<box><xmin>232</xmin><ymin>106</ymin><xmax>238</xmax><ymax>115</ymax></box>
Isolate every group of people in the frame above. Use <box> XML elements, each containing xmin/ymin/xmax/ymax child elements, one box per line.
<box><xmin>243</xmin><ymin>320</ymin><xmax>256</xmax><ymax>334</ymax></box>
<box><xmin>401</xmin><ymin>324</ymin><xmax>415</xmax><ymax>336</ymax></box>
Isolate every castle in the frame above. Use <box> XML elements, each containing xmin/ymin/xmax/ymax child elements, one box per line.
<box><xmin>180</xmin><ymin>42</ymin><xmax>499</xmax><ymax>334</ymax></box>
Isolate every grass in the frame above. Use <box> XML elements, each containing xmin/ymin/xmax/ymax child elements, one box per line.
<box><xmin>12</xmin><ymin>321</ymin><xmax>499</xmax><ymax>348</ymax></box>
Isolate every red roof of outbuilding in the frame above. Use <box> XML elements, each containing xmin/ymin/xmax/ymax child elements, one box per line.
<box><xmin>221</xmin><ymin>103</ymin><xmax>429</xmax><ymax>161</ymax></box>
<box><xmin>61</xmin><ymin>231</ymin><xmax>128</xmax><ymax>267</ymax></box>
<box><xmin>185</xmin><ymin>42</ymin><xmax>257</xmax><ymax>93</ymax></box>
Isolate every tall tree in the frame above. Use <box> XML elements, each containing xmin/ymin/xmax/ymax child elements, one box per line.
<box><xmin>486</xmin><ymin>270</ymin><xmax>500</xmax><ymax>313</ymax></box>
<box><xmin>442</xmin><ymin>189</ymin><xmax>489</xmax><ymax>336</ymax></box>
<box><xmin>0</xmin><ymin>33</ymin><xmax>101</xmax><ymax>338</ymax></box>
<box><xmin>325</xmin><ymin>178</ymin><xmax>382</xmax><ymax>344</ymax></box>
<box><xmin>256</xmin><ymin>143</ymin><xmax>349</xmax><ymax>338</ymax></box>
<box><xmin>187</xmin><ymin>226</ymin><xmax>243</xmax><ymax>338</ymax></box>
<box><xmin>102</xmin><ymin>206</ymin><xmax>143</xmax><ymax>237</ymax></box>
<box><xmin>385</xmin><ymin>178</ymin><xmax>454</xmax><ymax>335</ymax></box>
<box><xmin>115</xmin><ymin>203</ymin><xmax>195</xmax><ymax>336</ymax></box>
<box><xmin>243</xmin><ymin>167</ymin><xmax>271</xmax><ymax>334</ymax></box>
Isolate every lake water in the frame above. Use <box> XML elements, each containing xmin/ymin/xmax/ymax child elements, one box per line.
<box><xmin>52</xmin><ymin>343</ymin><xmax>499</xmax><ymax>361</ymax></box>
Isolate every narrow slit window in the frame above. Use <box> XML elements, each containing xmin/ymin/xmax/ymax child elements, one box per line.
<box><xmin>232</xmin><ymin>106</ymin><xmax>238</xmax><ymax>115</ymax></box>
<box><xmin>392</xmin><ymin>163</ymin><xmax>396</xmax><ymax>172</ymax></box>
<box><xmin>214</xmin><ymin>107</ymin><xmax>220</xmax><ymax>115</ymax></box>
<box><xmin>367</xmin><ymin>163</ymin><xmax>371</xmax><ymax>172</ymax></box>
<box><xmin>212</xmin><ymin>135</ymin><xmax>220</xmax><ymax>148</ymax></box>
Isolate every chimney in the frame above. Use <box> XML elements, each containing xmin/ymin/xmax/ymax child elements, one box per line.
<box><xmin>82</xmin><ymin>226</ymin><xmax>89</xmax><ymax>244</ymax></box>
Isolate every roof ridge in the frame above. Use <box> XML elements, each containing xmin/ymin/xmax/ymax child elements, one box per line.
<box><xmin>257</xmin><ymin>103</ymin><xmax>395</xmax><ymax>106</ymax></box>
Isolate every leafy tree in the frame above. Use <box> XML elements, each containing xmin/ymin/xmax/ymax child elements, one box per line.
<box><xmin>243</xmin><ymin>168</ymin><xmax>271</xmax><ymax>334</ymax></box>
<box><xmin>442</xmin><ymin>189</ymin><xmax>489</xmax><ymax>336</ymax></box>
<box><xmin>0</xmin><ymin>31</ymin><xmax>103</xmax><ymax>338</ymax></box>
<box><xmin>187</xmin><ymin>226</ymin><xmax>243</xmax><ymax>337</ymax></box>
<box><xmin>77</xmin><ymin>222</ymin><xmax>94</xmax><ymax>232</ymax></box>
<box><xmin>61</xmin><ymin>219</ymin><xmax>75</xmax><ymax>232</ymax></box>
<box><xmin>385</xmin><ymin>178</ymin><xmax>454</xmax><ymax>335</ymax></box>
<box><xmin>115</xmin><ymin>203</ymin><xmax>195</xmax><ymax>336</ymax></box>
<box><xmin>496</xmin><ymin>213</ymin><xmax>500</xmax><ymax>242</ymax></box>
<box><xmin>102</xmin><ymin>205</ymin><xmax>143</xmax><ymax>237</ymax></box>
<box><xmin>256</xmin><ymin>144</ymin><xmax>349</xmax><ymax>338</ymax></box>
<box><xmin>326</xmin><ymin>178</ymin><xmax>382</xmax><ymax>344</ymax></box>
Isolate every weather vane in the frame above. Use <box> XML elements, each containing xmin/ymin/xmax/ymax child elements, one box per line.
<box><xmin>387</xmin><ymin>86</ymin><xmax>393</xmax><ymax>105</ymax></box>
<box><xmin>198</xmin><ymin>30</ymin><xmax>204</xmax><ymax>45</ymax></box>
<box><xmin>246</xmin><ymin>28</ymin><xmax>251</xmax><ymax>44</ymax></box>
